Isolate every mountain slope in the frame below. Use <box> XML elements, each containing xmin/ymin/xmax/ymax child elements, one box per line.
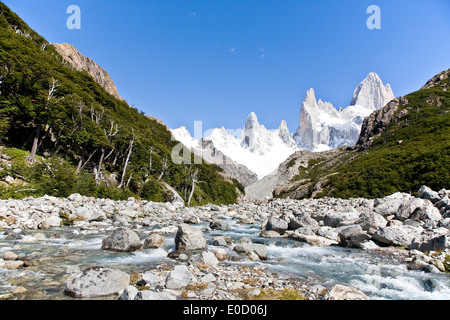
<box><xmin>271</xmin><ymin>69</ymin><xmax>450</xmax><ymax>200</ymax></box>
<box><xmin>0</xmin><ymin>3</ymin><xmax>239</xmax><ymax>205</ymax></box>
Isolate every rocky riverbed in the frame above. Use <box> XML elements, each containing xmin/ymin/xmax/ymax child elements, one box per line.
<box><xmin>0</xmin><ymin>185</ymin><xmax>449</xmax><ymax>300</ymax></box>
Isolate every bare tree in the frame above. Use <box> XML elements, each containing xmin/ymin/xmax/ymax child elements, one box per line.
<box><xmin>95</xmin><ymin>120</ymin><xmax>119</xmax><ymax>183</ymax></box>
<box><xmin>187</xmin><ymin>167</ymin><xmax>199</xmax><ymax>207</ymax></box>
<box><xmin>158</xmin><ymin>156</ymin><xmax>169</xmax><ymax>181</ymax></box>
<box><xmin>28</xmin><ymin>78</ymin><xmax>59</xmax><ymax>163</ymax></box>
<box><xmin>118</xmin><ymin>129</ymin><xmax>135</xmax><ymax>189</ymax></box>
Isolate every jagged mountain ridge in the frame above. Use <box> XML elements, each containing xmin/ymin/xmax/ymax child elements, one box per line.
<box><xmin>172</xmin><ymin>73</ymin><xmax>394</xmax><ymax>181</ymax></box>
<box><xmin>293</xmin><ymin>72</ymin><xmax>395</xmax><ymax>151</ymax></box>
<box><xmin>261</xmin><ymin>68</ymin><xmax>450</xmax><ymax>201</ymax></box>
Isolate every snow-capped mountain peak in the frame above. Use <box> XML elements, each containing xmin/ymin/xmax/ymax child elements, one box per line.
<box><xmin>350</xmin><ymin>72</ymin><xmax>395</xmax><ymax>111</ymax></box>
<box><xmin>293</xmin><ymin>72</ymin><xmax>395</xmax><ymax>151</ymax></box>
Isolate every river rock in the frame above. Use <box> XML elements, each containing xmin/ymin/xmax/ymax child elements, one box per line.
<box><xmin>143</xmin><ymin>233</ymin><xmax>164</xmax><ymax>249</ymax></box>
<box><xmin>175</xmin><ymin>223</ymin><xmax>207</xmax><ymax>251</ymax></box>
<box><xmin>409</xmin><ymin>229</ymin><xmax>449</xmax><ymax>252</ymax></box>
<box><xmin>373</xmin><ymin>193</ymin><xmax>408</xmax><ymax>217</ymax></box>
<box><xmin>71</xmin><ymin>206</ymin><xmax>106</xmax><ymax>222</ymax></box>
<box><xmin>118</xmin><ymin>286</ymin><xmax>139</xmax><ymax>300</ymax></box>
<box><xmin>264</xmin><ymin>216</ymin><xmax>288</xmax><ymax>234</ymax></box>
<box><xmin>372</xmin><ymin>225</ymin><xmax>422</xmax><ymax>247</ymax></box>
<box><xmin>288</xmin><ymin>212</ymin><xmax>319</xmax><ymax>232</ymax></box>
<box><xmin>323</xmin><ymin>209</ymin><xmax>360</xmax><ymax>228</ymax></box>
<box><xmin>324</xmin><ymin>285</ymin><xmax>370</xmax><ymax>300</ymax></box>
<box><xmin>233</xmin><ymin>238</ymin><xmax>267</xmax><ymax>260</ymax></box>
<box><xmin>101</xmin><ymin>227</ymin><xmax>142</xmax><ymax>252</ymax></box>
<box><xmin>396</xmin><ymin>198</ymin><xmax>428</xmax><ymax>222</ymax></box>
<box><xmin>410</xmin><ymin>204</ymin><xmax>442</xmax><ymax>228</ymax></box>
<box><xmin>165</xmin><ymin>265</ymin><xmax>194</xmax><ymax>290</ymax></box>
<box><xmin>417</xmin><ymin>186</ymin><xmax>441</xmax><ymax>203</ymax></box>
<box><xmin>134</xmin><ymin>290</ymin><xmax>176</xmax><ymax>300</ymax></box>
<box><xmin>338</xmin><ymin>225</ymin><xmax>371</xmax><ymax>248</ymax></box>
<box><xmin>65</xmin><ymin>267</ymin><xmax>130</xmax><ymax>298</ymax></box>
<box><xmin>198</xmin><ymin>251</ymin><xmax>219</xmax><ymax>267</ymax></box>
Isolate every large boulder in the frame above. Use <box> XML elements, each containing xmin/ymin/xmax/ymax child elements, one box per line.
<box><xmin>356</xmin><ymin>211</ymin><xmax>387</xmax><ymax>232</ymax></box>
<box><xmin>409</xmin><ymin>229</ymin><xmax>449</xmax><ymax>252</ymax></box>
<box><xmin>410</xmin><ymin>204</ymin><xmax>442</xmax><ymax>229</ymax></box>
<box><xmin>264</xmin><ymin>216</ymin><xmax>288</xmax><ymax>234</ymax></box>
<box><xmin>65</xmin><ymin>267</ymin><xmax>130</xmax><ymax>298</ymax></box>
<box><xmin>175</xmin><ymin>223</ymin><xmax>207</xmax><ymax>251</ymax></box>
<box><xmin>71</xmin><ymin>206</ymin><xmax>106</xmax><ymax>222</ymax></box>
<box><xmin>102</xmin><ymin>227</ymin><xmax>142</xmax><ymax>252</ymax></box>
<box><xmin>417</xmin><ymin>186</ymin><xmax>441</xmax><ymax>204</ymax></box>
<box><xmin>338</xmin><ymin>225</ymin><xmax>371</xmax><ymax>248</ymax></box>
<box><xmin>373</xmin><ymin>193</ymin><xmax>409</xmax><ymax>217</ymax></box>
<box><xmin>322</xmin><ymin>209</ymin><xmax>360</xmax><ymax>228</ymax></box>
<box><xmin>396</xmin><ymin>198</ymin><xmax>428</xmax><ymax>222</ymax></box>
<box><xmin>372</xmin><ymin>225</ymin><xmax>422</xmax><ymax>247</ymax></box>
<box><xmin>288</xmin><ymin>212</ymin><xmax>319</xmax><ymax>232</ymax></box>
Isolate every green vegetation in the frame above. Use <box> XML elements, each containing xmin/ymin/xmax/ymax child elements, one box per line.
<box><xmin>324</xmin><ymin>84</ymin><xmax>450</xmax><ymax>199</ymax></box>
<box><xmin>0</xmin><ymin>3</ymin><xmax>238</xmax><ymax>205</ymax></box>
<box><xmin>283</xmin><ymin>71</ymin><xmax>450</xmax><ymax>200</ymax></box>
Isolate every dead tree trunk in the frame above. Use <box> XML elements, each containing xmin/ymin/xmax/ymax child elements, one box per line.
<box><xmin>118</xmin><ymin>130</ymin><xmax>135</xmax><ymax>189</ymax></box>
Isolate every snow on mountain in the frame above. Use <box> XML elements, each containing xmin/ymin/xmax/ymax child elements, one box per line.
<box><xmin>171</xmin><ymin>113</ymin><xmax>299</xmax><ymax>179</ymax></box>
<box><xmin>172</xmin><ymin>72</ymin><xmax>394</xmax><ymax>180</ymax></box>
<box><xmin>293</xmin><ymin>72</ymin><xmax>395</xmax><ymax>151</ymax></box>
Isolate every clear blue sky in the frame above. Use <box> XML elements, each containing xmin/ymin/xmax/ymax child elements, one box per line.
<box><xmin>3</xmin><ymin>0</ymin><xmax>450</xmax><ymax>134</ymax></box>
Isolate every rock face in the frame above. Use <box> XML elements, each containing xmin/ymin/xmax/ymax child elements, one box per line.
<box><xmin>65</xmin><ymin>267</ymin><xmax>130</xmax><ymax>298</ymax></box>
<box><xmin>101</xmin><ymin>227</ymin><xmax>142</xmax><ymax>252</ymax></box>
<box><xmin>175</xmin><ymin>223</ymin><xmax>207</xmax><ymax>251</ymax></box>
<box><xmin>53</xmin><ymin>43</ymin><xmax>125</xmax><ymax>102</ymax></box>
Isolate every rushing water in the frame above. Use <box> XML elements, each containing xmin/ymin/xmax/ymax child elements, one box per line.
<box><xmin>1</xmin><ymin>218</ymin><xmax>449</xmax><ymax>300</ymax></box>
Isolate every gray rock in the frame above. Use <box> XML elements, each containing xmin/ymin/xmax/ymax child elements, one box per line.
<box><xmin>137</xmin><ymin>271</ymin><xmax>159</xmax><ymax>288</ymax></box>
<box><xmin>71</xmin><ymin>206</ymin><xmax>106</xmax><ymax>222</ymax></box>
<box><xmin>165</xmin><ymin>265</ymin><xmax>193</xmax><ymax>290</ymax></box>
<box><xmin>356</xmin><ymin>211</ymin><xmax>387</xmax><ymax>232</ymax></box>
<box><xmin>134</xmin><ymin>290</ymin><xmax>176</xmax><ymax>300</ymax></box>
<box><xmin>288</xmin><ymin>213</ymin><xmax>319</xmax><ymax>232</ymax></box>
<box><xmin>323</xmin><ymin>209</ymin><xmax>360</xmax><ymax>228</ymax></box>
<box><xmin>102</xmin><ymin>227</ymin><xmax>142</xmax><ymax>252</ymax></box>
<box><xmin>233</xmin><ymin>240</ymin><xmax>267</xmax><ymax>260</ymax></box>
<box><xmin>338</xmin><ymin>225</ymin><xmax>371</xmax><ymax>248</ymax></box>
<box><xmin>373</xmin><ymin>193</ymin><xmax>407</xmax><ymax>217</ymax></box>
<box><xmin>118</xmin><ymin>285</ymin><xmax>139</xmax><ymax>300</ymax></box>
<box><xmin>417</xmin><ymin>186</ymin><xmax>441</xmax><ymax>203</ymax></box>
<box><xmin>264</xmin><ymin>216</ymin><xmax>288</xmax><ymax>234</ymax></box>
<box><xmin>143</xmin><ymin>233</ymin><xmax>164</xmax><ymax>249</ymax></box>
<box><xmin>175</xmin><ymin>223</ymin><xmax>207</xmax><ymax>251</ymax></box>
<box><xmin>209</xmin><ymin>220</ymin><xmax>229</xmax><ymax>230</ymax></box>
<box><xmin>409</xmin><ymin>229</ymin><xmax>449</xmax><ymax>252</ymax></box>
<box><xmin>324</xmin><ymin>285</ymin><xmax>369</xmax><ymax>300</ymax></box>
<box><xmin>65</xmin><ymin>267</ymin><xmax>130</xmax><ymax>298</ymax></box>
<box><xmin>396</xmin><ymin>198</ymin><xmax>428</xmax><ymax>222</ymax></box>
<box><xmin>410</xmin><ymin>204</ymin><xmax>442</xmax><ymax>228</ymax></box>
<box><xmin>198</xmin><ymin>251</ymin><xmax>219</xmax><ymax>267</ymax></box>
<box><xmin>372</xmin><ymin>225</ymin><xmax>422</xmax><ymax>247</ymax></box>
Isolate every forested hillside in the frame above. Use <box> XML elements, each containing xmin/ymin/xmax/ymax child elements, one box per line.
<box><xmin>0</xmin><ymin>3</ymin><xmax>239</xmax><ymax>205</ymax></box>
